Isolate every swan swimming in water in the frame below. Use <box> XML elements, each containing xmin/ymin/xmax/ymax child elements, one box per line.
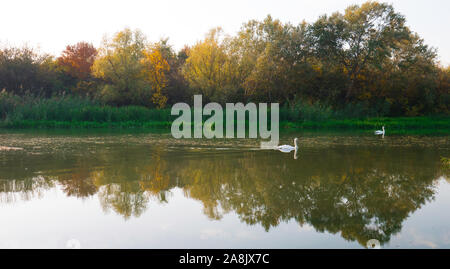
<box><xmin>374</xmin><ymin>126</ymin><xmax>385</xmax><ymax>135</ymax></box>
<box><xmin>277</xmin><ymin>138</ymin><xmax>298</xmax><ymax>153</ymax></box>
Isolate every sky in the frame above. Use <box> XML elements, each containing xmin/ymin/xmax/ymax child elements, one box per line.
<box><xmin>1</xmin><ymin>0</ymin><xmax>449</xmax><ymax>66</ymax></box>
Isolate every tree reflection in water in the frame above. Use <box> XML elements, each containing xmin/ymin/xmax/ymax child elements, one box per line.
<box><xmin>0</xmin><ymin>142</ymin><xmax>447</xmax><ymax>247</ymax></box>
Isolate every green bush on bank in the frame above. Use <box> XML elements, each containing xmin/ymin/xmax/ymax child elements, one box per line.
<box><xmin>0</xmin><ymin>92</ymin><xmax>448</xmax><ymax>132</ymax></box>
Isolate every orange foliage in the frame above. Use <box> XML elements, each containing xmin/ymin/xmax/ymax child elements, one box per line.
<box><xmin>142</xmin><ymin>48</ymin><xmax>170</xmax><ymax>108</ymax></box>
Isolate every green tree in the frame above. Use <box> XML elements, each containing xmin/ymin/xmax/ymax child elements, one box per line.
<box><xmin>310</xmin><ymin>1</ymin><xmax>410</xmax><ymax>103</ymax></box>
<box><xmin>156</xmin><ymin>41</ymin><xmax>191</xmax><ymax>105</ymax></box>
<box><xmin>231</xmin><ymin>16</ymin><xmax>315</xmax><ymax>105</ymax></box>
<box><xmin>0</xmin><ymin>46</ymin><xmax>66</xmax><ymax>96</ymax></box>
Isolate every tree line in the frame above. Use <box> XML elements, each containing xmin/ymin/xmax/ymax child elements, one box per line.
<box><xmin>1</xmin><ymin>1</ymin><xmax>449</xmax><ymax>116</ymax></box>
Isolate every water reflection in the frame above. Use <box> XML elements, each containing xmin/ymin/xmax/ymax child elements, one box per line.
<box><xmin>0</xmin><ymin>133</ymin><xmax>448</xmax><ymax>247</ymax></box>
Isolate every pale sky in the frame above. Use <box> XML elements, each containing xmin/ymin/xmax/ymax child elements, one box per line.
<box><xmin>1</xmin><ymin>0</ymin><xmax>449</xmax><ymax>65</ymax></box>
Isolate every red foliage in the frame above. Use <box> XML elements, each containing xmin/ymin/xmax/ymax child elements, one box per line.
<box><xmin>58</xmin><ymin>42</ymin><xmax>97</xmax><ymax>80</ymax></box>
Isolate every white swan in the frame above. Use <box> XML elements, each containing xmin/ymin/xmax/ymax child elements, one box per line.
<box><xmin>374</xmin><ymin>126</ymin><xmax>385</xmax><ymax>135</ymax></box>
<box><xmin>277</xmin><ymin>138</ymin><xmax>298</xmax><ymax>153</ymax></box>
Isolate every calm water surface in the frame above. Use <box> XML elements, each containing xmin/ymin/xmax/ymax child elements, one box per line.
<box><xmin>0</xmin><ymin>130</ymin><xmax>449</xmax><ymax>248</ymax></box>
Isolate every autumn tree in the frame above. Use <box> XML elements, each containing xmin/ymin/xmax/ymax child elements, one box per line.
<box><xmin>58</xmin><ymin>42</ymin><xmax>97</xmax><ymax>80</ymax></box>
<box><xmin>141</xmin><ymin>46</ymin><xmax>170</xmax><ymax>108</ymax></box>
<box><xmin>92</xmin><ymin>28</ymin><xmax>151</xmax><ymax>106</ymax></box>
<box><xmin>56</xmin><ymin>42</ymin><xmax>98</xmax><ymax>96</ymax></box>
<box><xmin>182</xmin><ymin>28</ymin><xmax>241</xmax><ymax>103</ymax></box>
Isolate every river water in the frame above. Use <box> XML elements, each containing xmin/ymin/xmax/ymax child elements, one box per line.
<box><xmin>0</xmin><ymin>130</ymin><xmax>449</xmax><ymax>248</ymax></box>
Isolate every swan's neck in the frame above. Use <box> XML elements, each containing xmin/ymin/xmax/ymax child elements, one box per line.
<box><xmin>294</xmin><ymin>139</ymin><xmax>298</xmax><ymax>148</ymax></box>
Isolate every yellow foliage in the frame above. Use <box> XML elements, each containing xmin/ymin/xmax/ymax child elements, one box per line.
<box><xmin>182</xmin><ymin>28</ymin><xmax>241</xmax><ymax>102</ymax></box>
<box><xmin>142</xmin><ymin>48</ymin><xmax>170</xmax><ymax>108</ymax></box>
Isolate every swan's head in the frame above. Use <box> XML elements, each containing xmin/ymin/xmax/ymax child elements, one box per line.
<box><xmin>382</xmin><ymin>126</ymin><xmax>385</xmax><ymax>130</ymax></box>
<box><xmin>294</xmin><ymin>138</ymin><xmax>298</xmax><ymax>147</ymax></box>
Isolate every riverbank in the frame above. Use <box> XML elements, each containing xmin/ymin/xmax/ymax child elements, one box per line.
<box><xmin>282</xmin><ymin>117</ymin><xmax>450</xmax><ymax>134</ymax></box>
<box><xmin>1</xmin><ymin>117</ymin><xmax>449</xmax><ymax>135</ymax></box>
<box><xmin>1</xmin><ymin>94</ymin><xmax>448</xmax><ymax>134</ymax></box>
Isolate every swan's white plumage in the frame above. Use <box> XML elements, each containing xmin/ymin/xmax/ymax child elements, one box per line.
<box><xmin>374</xmin><ymin>126</ymin><xmax>385</xmax><ymax>135</ymax></box>
<box><xmin>277</xmin><ymin>138</ymin><xmax>298</xmax><ymax>152</ymax></box>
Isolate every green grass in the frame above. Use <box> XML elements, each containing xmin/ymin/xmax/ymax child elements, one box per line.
<box><xmin>280</xmin><ymin>117</ymin><xmax>450</xmax><ymax>133</ymax></box>
<box><xmin>0</xmin><ymin>92</ymin><xmax>173</xmax><ymax>128</ymax></box>
<box><xmin>1</xmin><ymin>93</ymin><xmax>448</xmax><ymax>134</ymax></box>
<box><xmin>2</xmin><ymin>117</ymin><xmax>448</xmax><ymax>136</ymax></box>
